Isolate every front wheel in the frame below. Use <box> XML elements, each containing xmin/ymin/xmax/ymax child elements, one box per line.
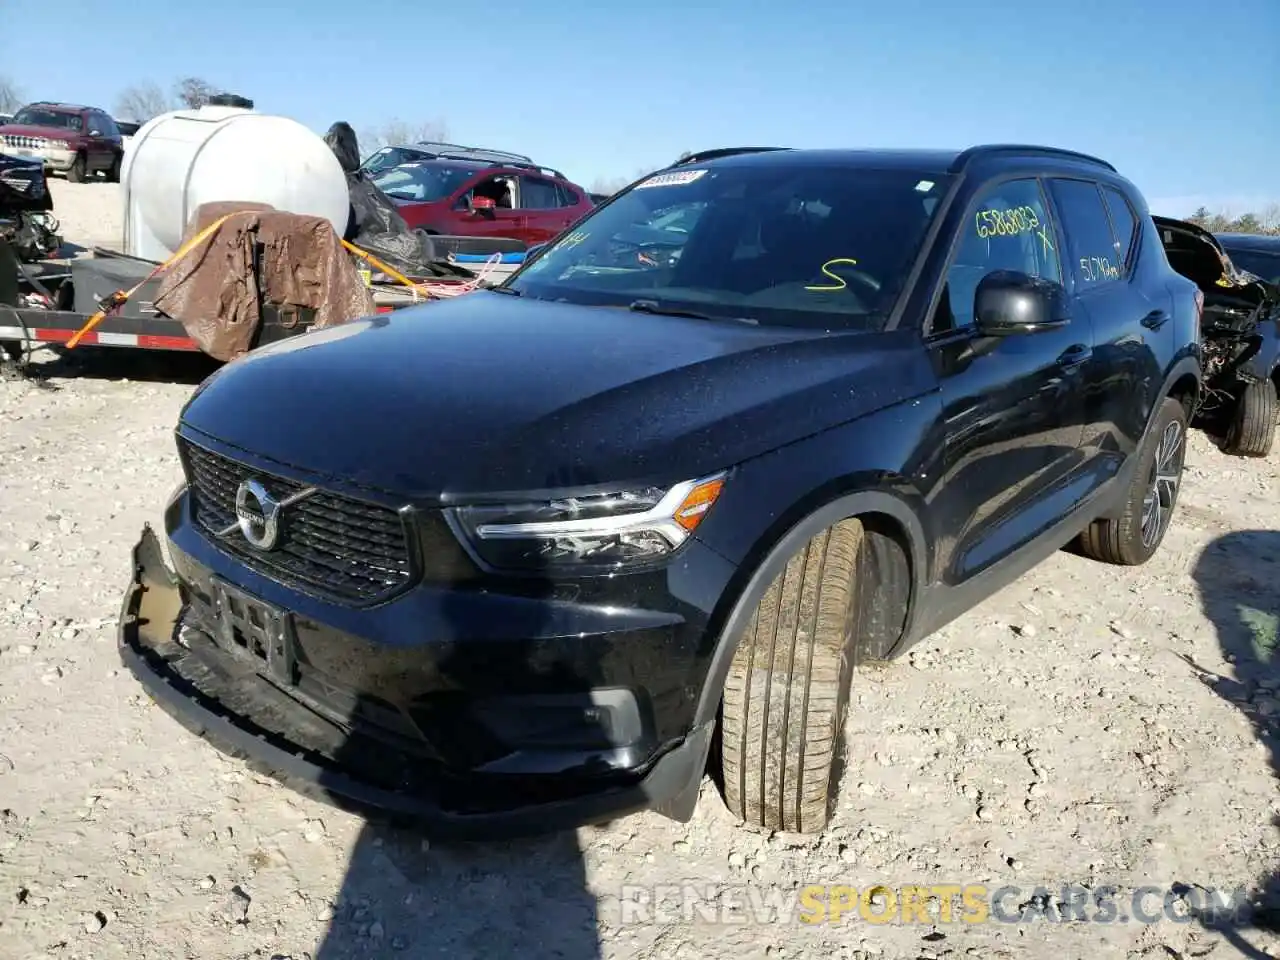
<box><xmin>105</xmin><ymin>152</ymin><xmax>122</xmax><ymax>183</ymax></box>
<box><xmin>719</xmin><ymin>517</ymin><xmax>863</xmax><ymax>834</ymax></box>
<box><xmin>66</xmin><ymin>152</ymin><xmax>87</xmax><ymax>183</ymax></box>
<box><xmin>1077</xmin><ymin>396</ymin><xmax>1188</xmax><ymax>565</ymax></box>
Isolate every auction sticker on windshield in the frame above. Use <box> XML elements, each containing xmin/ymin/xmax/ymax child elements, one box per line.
<box><xmin>636</xmin><ymin>169</ymin><xmax>708</xmax><ymax>189</ymax></box>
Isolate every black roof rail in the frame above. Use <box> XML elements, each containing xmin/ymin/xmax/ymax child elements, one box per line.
<box><xmin>414</xmin><ymin>141</ymin><xmax>533</xmax><ymax>163</ymax></box>
<box><xmin>670</xmin><ymin>147</ymin><xmax>791</xmax><ymax>167</ymax></box>
<box><xmin>462</xmin><ymin>157</ymin><xmax>567</xmax><ymax>180</ymax></box>
<box><xmin>949</xmin><ymin>144</ymin><xmax>1116</xmax><ymax>173</ymax></box>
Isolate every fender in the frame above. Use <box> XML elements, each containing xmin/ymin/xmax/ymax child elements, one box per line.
<box><xmin>691</xmin><ymin>488</ymin><xmax>928</xmax><ymax>732</ymax></box>
<box><xmin>1151</xmin><ymin>353</ymin><xmax>1202</xmax><ymax>427</ymax></box>
<box><xmin>649</xmin><ymin>488</ymin><xmax>929</xmax><ymax>823</ymax></box>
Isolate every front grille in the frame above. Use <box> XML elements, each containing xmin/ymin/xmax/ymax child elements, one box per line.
<box><xmin>180</xmin><ymin>438</ymin><xmax>414</xmax><ymax>604</ymax></box>
<box><xmin>2</xmin><ymin>134</ymin><xmax>52</xmax><ymax>150</ymax></box>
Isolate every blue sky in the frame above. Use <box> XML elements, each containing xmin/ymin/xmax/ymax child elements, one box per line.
<box><xmin>4</xmin><ymin>0</ymin><xmax>1277</xmax><ymax>217</ymax></box>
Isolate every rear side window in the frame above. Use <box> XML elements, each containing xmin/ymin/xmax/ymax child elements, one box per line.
<box><xmin>519</xmin><ymin>176</ymin><xmax>563</xmax><ymax>209</ymax></box>
<box><xmin>1101</xmin><ymin>185</ymin><xmax>1139</xmax><ymax>275</ymax></box>
<box><xmin>555</xmin><ymin>183</ymin><xmax>581</xmax><ymax>207</ymax></box>
<box><xmin>1048</xmin><ymin>179</ymin><xmax>1124</xmax><ymax>289</ymax></box>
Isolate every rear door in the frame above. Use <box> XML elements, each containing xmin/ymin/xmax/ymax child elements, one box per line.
<box><xmin>518</xmin><ymin>175</ymin><xmax>577</xmax><ymax>243</ymax></box>
<box><xmin>1045</xmin><ymin>178</ymin><xmax>1166</xmax><ymax>462</ymax></box>
<box><xmin>926</xmin><ymin>175</ymin><xmax>1092</xmax><ymax>585</ymax></box>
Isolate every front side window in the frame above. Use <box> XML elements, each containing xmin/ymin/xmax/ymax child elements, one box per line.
<box><xmin>372</xmin><ymin>162</ymin><xmax>478</xmax><ymax>203</ymax></box>
<box><xmin>507</xmin><ymin>163</ymin><xmax>953</xmax><ymax>332</ymax></box>
<box><xmin>1048</xmin><ymin>178</ymin><xmax>1125</xmax><ymax>289</ymax></box>
<box><xmin>936</xmin><ymin>178</ymin><xmax>1061</xmax><ymax>332</ymax></box>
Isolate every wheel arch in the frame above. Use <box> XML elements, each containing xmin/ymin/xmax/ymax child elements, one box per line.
<box><xmin>691</xmin><ymin>487</ymin><xmax>927</xmax><ymax>730</ymax></box>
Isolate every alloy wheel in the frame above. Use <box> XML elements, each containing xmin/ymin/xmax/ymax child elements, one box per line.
<box><xmin>1141</xmin><ymin>420</ymin><xmax>1184</xmax><ymax>548</ymax></box>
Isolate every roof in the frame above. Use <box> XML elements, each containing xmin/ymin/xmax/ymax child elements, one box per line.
<box><xmin>1215</xmin><ymin>232</ymin><xmax>1280</xmax><ymax>252</ymax></box>
<box><xmin>674</xmin><ymin>144</ymin><xmax>1116</xmax><ymax>175</ymax></box>
<box><xmin>21</xmin><ymin>101</ymin><xmax>91</xmax><ymax>112</ymax></box>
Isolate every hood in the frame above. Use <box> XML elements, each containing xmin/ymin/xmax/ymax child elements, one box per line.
<box><xmin>0</xmin><ymin>124</ymin><xmax>78</xmax><ymax>141</ymax></box>
<box><xmin>179</xmin><ymin>293</ymin><xmax>932</xmax><ymax>499</ymax></box>
<box><xmin>1154</xmin><ymin>215</ymin><xmax>1261</xmax><ymax>292</ymax></box>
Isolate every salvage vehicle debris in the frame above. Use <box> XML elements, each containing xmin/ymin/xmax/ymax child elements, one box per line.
<box><xmin>0</xmin><ymin>151</ymin><xmax>62</xmax><ymax>261</ymax></box>
<box><xmin>118</xmin><ymin>144</ymin><xmax>1201</xmax><ymax>840</ymax></box>
<box><xmin>0</xmin><ymin>105</ymin><xmax>510</xmax><ymax>368</ymax></box>
<box><xmin>1155</xmin><ymin>215</ymin><xmax>1280</xmax><ymax>457</ymax></box>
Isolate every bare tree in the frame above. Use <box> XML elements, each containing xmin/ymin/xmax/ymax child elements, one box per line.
<box><xmin>114</xmin><ymin>82</ymin><xmax>172</xmax><ymax>122</ymax></box>
<box><xmin>360</xmin><ymin>119</ymin><xmax>450</xmax><ymax>151</ymax></box>
<box><xmin>0</xmin><ymin>75</ymin><xmax>24</xmax><ymax>114</ymax></box>
<box><xmin>174</xmin><ymin>77</ymin><xmax>218</xmax><ymax>110</ymax></box>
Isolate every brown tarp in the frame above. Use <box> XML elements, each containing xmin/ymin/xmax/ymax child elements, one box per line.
<box><xmin>152</xmin><ymin>201</ymin><xmax>376</xmax><ymax>361</ymax></box>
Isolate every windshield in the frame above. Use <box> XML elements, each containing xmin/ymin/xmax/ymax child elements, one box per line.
<box><xmin>1221</xmin><ymin>247</ymin><xmax>1280</xmax><ymax>287</ymax></box>
<box><xmin>12</xmin><ymin>108</ymin><xmax>81</xmax><ymax>130</ymax></box>
<box><xmin>506</xmin><ymin>163</ymin><xmax>952</xmax><ymax>331</ymax></box>
<box><xmin>372</xmin><ymin>162</ymin><xmax>477</xmax><ymax>203</ymax></box>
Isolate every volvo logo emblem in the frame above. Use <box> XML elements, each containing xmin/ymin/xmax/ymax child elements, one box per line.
<box><xmin>216</xmin><ymin>479</ymin><xmax>318</xmax><ymax>550</ymax></box>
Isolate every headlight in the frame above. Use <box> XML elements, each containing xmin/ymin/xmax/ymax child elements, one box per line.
<box><xmin>448</xmin><ymin>473</ymin><xmax>726</xmax><ymax>573</ymax></box>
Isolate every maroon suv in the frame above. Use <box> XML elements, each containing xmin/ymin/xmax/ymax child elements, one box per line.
<box><xmin>0</xmin><ymin>102</ymin><xmax>125</xmax><ymax>183</ymax></box>
<box><xmin>371</xmin><ymin>158</ymin><xmax>594</xmax><ymax>246</ymax></box>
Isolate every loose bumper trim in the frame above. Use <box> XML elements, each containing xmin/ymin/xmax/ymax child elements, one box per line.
<box><xmin>116</xmin><ymin>524</ymin><xmax>711</xmax><ymax>840</ymax></box>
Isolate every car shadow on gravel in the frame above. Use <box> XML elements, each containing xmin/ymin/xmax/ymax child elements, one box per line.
<box><xmin>13</xmin><ymin>346</ymin><xmax>220</xmax><ymax>385</ymax></box>
<box><xmin>312</xmin><ymin>467</ymin><xmax>628</xmax><ymax>958</ymax></box>
<box><xmin>1188</xmin><ymin>529</ymin><xmax>1280</xmax><ymax>958</ymax></box>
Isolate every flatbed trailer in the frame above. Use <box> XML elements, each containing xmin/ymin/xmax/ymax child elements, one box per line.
<box><xmin>0</xmin><ymin>239</ymin><xmax>522</xmax><ymax>361</ymax></box>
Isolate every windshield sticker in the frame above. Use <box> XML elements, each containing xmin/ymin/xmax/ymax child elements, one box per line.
<box><xmin>635</xmin><ymin>169</ymin><xmax>708</xmax><ymax>189</ymax></box>
<box><xmin>805</xmin><ymin>258</ymin><xmax>861</xmax><ymax>292</ymax></box>
<box><xmin>915</xmin><ymin>180</ymin><xmax>935</xmax><ymax>193</ymax></box>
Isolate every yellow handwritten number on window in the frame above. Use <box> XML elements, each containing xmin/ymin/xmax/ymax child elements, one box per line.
<box><xmin>806</xmin><ymin>258</ymin><xmax>860</xmax><ymax>292</ymax></box>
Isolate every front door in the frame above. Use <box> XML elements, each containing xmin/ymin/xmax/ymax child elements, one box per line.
<box><xmin>925</xmin><ymin>175</ymin><xmax>1092</xmax><ymax>586</ymax></box>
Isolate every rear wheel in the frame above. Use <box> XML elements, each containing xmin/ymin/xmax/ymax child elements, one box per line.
<box><xmin>719</xmin><ymin>518</ymin><xmax>863</xmax><ymax>834</ymax></box>
<box><xmin>1077</xmin><ymin>396</ymin><xmax>1187</xmax><ymax>565</ymax></box>
<box><xmin>1222</xmin><ymin>379</ymin><xmax>1277</xmax><ymax>458</ymax></box>
<box><xmin>66</xmin><ymin>153</ymin><xmax>87</xmax><ymax>183</ymax></box>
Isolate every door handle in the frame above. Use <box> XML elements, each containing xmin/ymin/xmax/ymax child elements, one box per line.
<box><xmin>1057</xmin><ymin>344</ymin><xmax>1092</xmax><ymax>369</ymax></box>
<box><xmin>1141</xmin><ymin>310</ymin><xmax>1170</xmax><ymax>330</ymax></box>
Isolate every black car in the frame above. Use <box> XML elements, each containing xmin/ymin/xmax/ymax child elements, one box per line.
<box><xmin>119</xmin><ymin>144</ymin><xmax>1202</xmax><ymax>839</ymax></box>
<box><xmin>1217</xmin><ymin>232</ymin><xmax>1280</xmax><ymax>287</ymax></box>
<box><xmin>1154</xmin><ymin>217</ymin><xmax>1280</xmax><ymax>456</ymax></box>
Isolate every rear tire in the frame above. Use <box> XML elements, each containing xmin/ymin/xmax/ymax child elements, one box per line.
<box><xmin>719</xmin><ymin>517</ymin><xmax>863</xmax><ymax>834</ymax></box>
<box><xmin>67</xmin><ymin>153</ymin><xmax>87</xmax><ymax>183</ymax></box>
<box><xmin>1077</xmin><ymin>396</ymin><xmax>1187</xmax><ymax>565</ymax></box>
<box><xmin>1222</xmin><ymin>379</ymin><xmax>1276</xmax><ymax>458</ymax></box>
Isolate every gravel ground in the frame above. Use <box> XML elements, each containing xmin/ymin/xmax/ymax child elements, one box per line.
<box><xmin>1</xmin><ymin>181</ymin><xmax>1278</xmax><ymax>960</ymax></box>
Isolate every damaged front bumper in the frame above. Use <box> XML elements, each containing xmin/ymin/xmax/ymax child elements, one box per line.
<box><xmin>116</xmin><ymin>524</ymin><xmax>711</xmax><ymax>840</ymax></box>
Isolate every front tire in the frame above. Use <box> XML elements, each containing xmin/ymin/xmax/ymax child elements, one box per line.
<box><xmin>66</xmin><ymin>153</ymin><xmax>87</xmax><ymax>183</ymax></box>
<box><xmin>105</xmin><ymin>152</ymin><xmax>122</xmax><ymax>183</ymax></box>
<box><xmin>719</xmin><ymin>518</ymin><xmax>863</xmax><ymax>834</ymax></box>
<box><xmin>1222</xmin><ymin>379</ymin><xmax>1276</xmax><ymax>458</ymax></box>
<box><xmin>1078</xmin><ymin>396</ymin><xmax>1187</xmax><ymax>565</ymax></box>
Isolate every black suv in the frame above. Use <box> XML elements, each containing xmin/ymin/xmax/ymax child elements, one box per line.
<box><xmin>119</xmin><ymin>144</ymin><xmax>1202</xmax><ymax>839</ymax></box>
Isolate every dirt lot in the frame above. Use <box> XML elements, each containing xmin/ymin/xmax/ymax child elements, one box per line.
<box><xmin>1</xmin><ymin>180</ymin><xmax>1278</xmax><ymax>960</ymax></box>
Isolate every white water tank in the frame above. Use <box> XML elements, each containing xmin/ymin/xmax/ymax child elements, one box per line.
<box><xmin>120</xmin><ymin>105</ymin><xmax>350</xmax><ymax>262</ymax></box>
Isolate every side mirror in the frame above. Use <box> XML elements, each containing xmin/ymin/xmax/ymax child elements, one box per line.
<box><xmin>89</xmin><ymin>129</ymin><xmax>103</xmax><ymax>137</ymax></box>
<box><xmin>470</xmin><ymin>196</ymin><xmax>496</xmax><ymax>216</ymax></box>
<box><xmin>525</xmin><ymin>242</ymin><xmax>547</xmax><ymax>260</ymax></box>
<box><xmin>973</xmin><ymin>270</ymin><xmax>1069</xmax><ymax>336</ymax></box>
